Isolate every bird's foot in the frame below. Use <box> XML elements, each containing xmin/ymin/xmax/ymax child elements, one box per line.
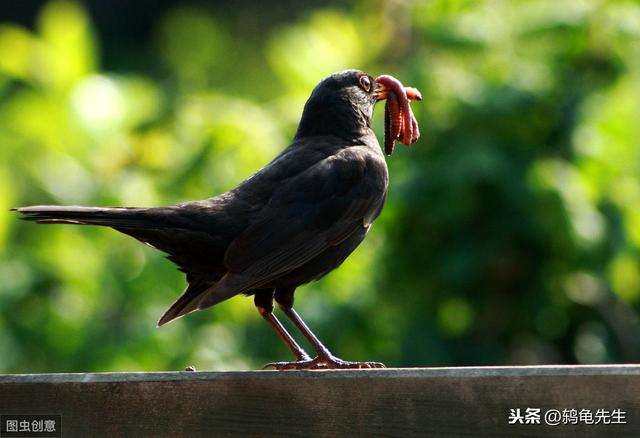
<box><xmin>263</xmin><ymin>354</ymin><xmax>385</xmax><ymax>370</ymax></box>
<box><xmin>310</xmin><ymin>354</ymin><xmax>385</xmax><ymax>369</ymax></box>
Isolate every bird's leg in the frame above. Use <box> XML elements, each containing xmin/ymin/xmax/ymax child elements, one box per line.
<box><xmin>279</xmin><ymin>306</ymin><xmax>385</xmax><ymax>369</ymax></box>
<box><xmin>254</xmin><ymin>291</ymin><xmax>312</xmax><ymax>366</ymax></box>
<box><xmin>270</xmin><ymin>288</ymin><xmax>385</xmax><ymax>370</ymax></box>
<box><xmin>258</xmin><ymin>308</ymin><xmax>310</xmax><ymax>361</ymax></box>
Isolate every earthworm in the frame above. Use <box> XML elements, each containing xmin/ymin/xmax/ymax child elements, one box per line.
<box><xmin>375</xmin><ymin>75</ymin><xmax>413</xmax><ymax>145</ymax></box>
<box><xmin>389</xmin><ymin>91</ymin><xmax>403</xmax><ymax>140</ymax></box>
<box><xmin>405</xmin><ymin>87</ymin><xmax>423</xmax><ymax>101</ymax></box>
<box><xmin>375</xmin><ymin>75</ymin><xmax>421</xmax><ymax>153</ymax></box>
<box><xmin>384</xmin><ymin>99</ymin><xmax>393</xmax><ymax>155</ymax></box>
<box><xmin>384</xmin><ymin>90</ymin><xmax>404</xmax><ymax>155</ymax></box>
<box><xmin>407</xmin><ymin>104</ymin><xmax>419</xmax><ymax>144</ymax></box>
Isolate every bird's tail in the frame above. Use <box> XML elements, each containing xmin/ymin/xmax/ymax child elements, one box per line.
<box><xmin>12</xmin><ymin>205</ymin><xmax>171</xmax><ymax>228</ymax></box>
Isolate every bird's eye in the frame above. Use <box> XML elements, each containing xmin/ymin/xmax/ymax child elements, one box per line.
<box><xmin>359</xmin><ymin>76</ymin><xmax>372</xmax><ymax>92</ymax></box>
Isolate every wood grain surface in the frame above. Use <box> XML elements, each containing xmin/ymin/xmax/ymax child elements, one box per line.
<box><xmin>0</xmin><ymin>366</ymin><xmax>638</xmax><ymax>437</ymax></box>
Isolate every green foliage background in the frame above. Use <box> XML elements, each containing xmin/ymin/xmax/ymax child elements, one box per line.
<box><xmin>1</xmin><ymin>0</ymin><xmax>639</xmax><ymax>371</ymax></box>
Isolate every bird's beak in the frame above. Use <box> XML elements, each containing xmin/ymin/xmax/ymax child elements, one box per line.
<box><xmin>373</xmin><ymin>84</ymin><xmax>389</xmax><ymax>101</ymax></box>
<box><xmin>373</xmin><ymin>84</ymin><xmax>422</xmax><ymax>102</ymax></box>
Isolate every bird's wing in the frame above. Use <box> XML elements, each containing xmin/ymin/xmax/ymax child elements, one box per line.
<box><xmin>157</xmin><ymin>277</ymin><xmax>214</xmax><ymax>326</ymax></box>
<box><xmin>117</xmin><ymin>226</ymin><xmax>230</xmax><ymax>278</ymax></box>
<box><xmin>210</xmin><ymin>146</ymin><xmax>386</xmax><ymax>297</ymax></box>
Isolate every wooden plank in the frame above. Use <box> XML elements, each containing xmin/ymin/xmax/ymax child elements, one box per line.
<box><xmin>0</xmin><ymin>365</ymin><xmax>638</xmax><ymax>437</ymax></box>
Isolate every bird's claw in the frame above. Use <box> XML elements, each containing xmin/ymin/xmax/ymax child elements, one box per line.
<box><xmin>263</xmin><ymin>355</ymin><xmax>385</xmax><ymax>370</ymax></box>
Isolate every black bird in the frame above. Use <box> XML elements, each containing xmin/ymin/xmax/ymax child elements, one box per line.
<box><xmin>14</xmin><ymin>70</ymin><xmax>421</xmax><ymax>369</ymax></box>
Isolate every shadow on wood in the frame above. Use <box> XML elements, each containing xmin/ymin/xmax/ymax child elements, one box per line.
<box><xmin>1</xmin><ymin>365</ymin><xmax>639</xmax><ymax>437</ymax></box>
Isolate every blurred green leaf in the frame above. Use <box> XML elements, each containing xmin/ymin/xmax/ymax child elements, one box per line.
<box><xmin>1</xmin><ymin>0</ymin><xmax>640</xmax><ymax>372</ymax></box>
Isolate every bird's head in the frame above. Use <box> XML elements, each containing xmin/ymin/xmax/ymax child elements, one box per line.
<box><xmin>295</xmin><ymin>69</ymin><xmax>380</xmax><ymax>141</ymax></box>
<box><xmin>295</xmin><ymin>70</ymin><xmax>421</xmax><ymax>153</ymax></box>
